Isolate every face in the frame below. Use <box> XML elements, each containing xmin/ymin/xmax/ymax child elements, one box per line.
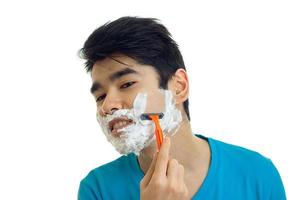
<box><xmin>91</xmin><ymin>54</ymin><xmax>165</xmax><ymax>117</ymax></box>
<box><xmin>90</xmin><ymin>54</ymin><xmax>182</xmax><ymax>155</ymax></box>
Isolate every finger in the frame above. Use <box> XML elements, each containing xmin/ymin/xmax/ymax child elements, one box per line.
<box><xmin>153</xmin><ymin>137</ymin><xmax>171</xmax><ymax>178</ymax></box>
<box><xmin>166</xmin><ymin>158</ymin><xmax>179</xmax><ymax>183</ymax></box>
<box><xmin>140</xmin><ymin>153</ymin><xmax>158</xmax><ymax>188</ymax></box>
<box><xmin>177</xmin><ymin>164</ymin><xmax>185</xmax><ymax>183</ymax></box>
<box><xmin>177</xmin><ymin>164</ymin><xmax>188</xmax><ymax>197</ymax></box>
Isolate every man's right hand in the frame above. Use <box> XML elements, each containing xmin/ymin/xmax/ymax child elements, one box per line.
<box><xmin>140</xmin><ymin>137</ymin><xmax>189</xmax><ymax>200</ymax></box>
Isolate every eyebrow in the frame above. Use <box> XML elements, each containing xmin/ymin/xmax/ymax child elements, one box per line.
<box><xmin>90</xmin><ymin>67</ymin><xmax>139</xmax><ymax>94</ymax></box>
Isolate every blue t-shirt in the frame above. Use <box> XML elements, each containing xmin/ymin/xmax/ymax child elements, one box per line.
<box><xmin>78</xmin><ymin>135</ymin><xmax>286</xmax><ymax>199</ymax></box>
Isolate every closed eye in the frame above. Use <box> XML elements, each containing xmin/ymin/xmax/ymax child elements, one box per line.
<box><xmin>96</xmin><ymin>94</ymin><xmax>106</xmax><ymax>102</ymax></box>
<box><xmin>95</xmin><ymin>82</ymin><xmax>136</xmax><ymax>102</ymax></box>
<box><xmin>120</xmin><ymin>81</ymin><xmax>136</xmax><ymax>89</ymax></box>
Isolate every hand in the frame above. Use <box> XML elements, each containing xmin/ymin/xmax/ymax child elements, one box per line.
<box><xmin>140</xmin><ymin>137</ymin><xmax>189</xmax><ymax>200</ymax></box>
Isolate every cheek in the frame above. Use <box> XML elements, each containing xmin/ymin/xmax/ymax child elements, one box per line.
<box><xmin>143</xmin><ymin>91</ymin><xmax>166</xmax><ymax>113</ymax></box>
<box><xmin>121</xmin><ymin>90</ymin><xmax>140</xmax><ymax>108</ymax></box>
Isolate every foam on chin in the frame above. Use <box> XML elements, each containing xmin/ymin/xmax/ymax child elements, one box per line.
<box><xmin>96</xmin><ymin>90</ymin><xmax>182</xmax><ymax>155</ymax></box>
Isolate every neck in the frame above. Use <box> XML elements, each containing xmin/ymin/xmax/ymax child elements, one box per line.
<box><xmin>137</xmin><ymin>118</ymin><xmax>210</xmax><ymax>175</ymax></box>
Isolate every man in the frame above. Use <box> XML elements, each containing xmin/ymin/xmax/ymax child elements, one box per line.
<box><xmin>78</xmin><ymin>16</ymin><xmax>286</xmax><ymax>199</ymax></box>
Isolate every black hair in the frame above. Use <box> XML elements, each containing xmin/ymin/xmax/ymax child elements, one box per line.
<box><xmin>79</xmin><ymin>16</ymin><xmax>190</xmax><ymax>120</ymax></box>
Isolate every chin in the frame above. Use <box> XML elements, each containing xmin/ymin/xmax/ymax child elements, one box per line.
<box><xmin>140</xmin><ymin>140</ymin><xmax>157</xmax><ymax>155</ymax></box>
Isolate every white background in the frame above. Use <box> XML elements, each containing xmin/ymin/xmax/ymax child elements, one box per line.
<box><xmin>0</xmin><ymin>0</ymin><xmax>299</xmax><ymax>199</ymax></box>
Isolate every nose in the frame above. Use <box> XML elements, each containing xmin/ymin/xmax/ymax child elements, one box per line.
<box><xmin>98</xmin><ymin>91</ymin><xmax>123</xmax><ymax>116</ymax></box>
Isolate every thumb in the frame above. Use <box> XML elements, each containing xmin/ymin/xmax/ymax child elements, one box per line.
<box><xmin>140</xmin><ymin>152</ymin><xmax>158</xmax><ymax>188</ymax></box>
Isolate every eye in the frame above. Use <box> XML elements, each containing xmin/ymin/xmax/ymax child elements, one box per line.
<box><xmin>96</xmin><ymin>94</ymin><xmax>106</xmax><ymax>102</ymax></box>
<box><xmin>120</xmin><ymin>81</ymin><xmax>136</xmax><ymax>89</ymax></box>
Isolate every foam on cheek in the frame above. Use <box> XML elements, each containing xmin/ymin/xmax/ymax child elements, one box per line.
<box><xmin>159</xmin><ymin>90</ymin><xmax>182</xmax><ymax>135</ymax></box>
<box><xmin>96</xmin><ymin>90</ymin><xmax>182</xmax><ymax>155</ymax></box>
<box><xmin>96</xmin><ymin>93</ymin><xmax>155</xmax><ymax>155</ymax></box>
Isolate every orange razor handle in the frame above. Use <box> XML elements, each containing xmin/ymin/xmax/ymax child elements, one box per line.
<box><xmin>149</xmin><ymin>115</ymin><xmax>164</xmax><ymax>150</ymax></box>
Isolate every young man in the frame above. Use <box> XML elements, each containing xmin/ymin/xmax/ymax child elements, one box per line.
<box><xmin>78</xmin><ymin>17</ymin><xmax>286</xmax><ymax>200</ymax></box>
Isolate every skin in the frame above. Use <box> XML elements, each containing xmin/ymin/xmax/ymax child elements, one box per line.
<box><xmin>91</xmin><ymin>53</ymin><xmax>211</xmax><ymax>199</ymax></box>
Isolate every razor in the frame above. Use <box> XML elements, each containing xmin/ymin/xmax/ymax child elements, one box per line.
<box><xmin>140</xmin><ymin>113</ymin><xmax>164</xmax><ymax>150</ymax></box>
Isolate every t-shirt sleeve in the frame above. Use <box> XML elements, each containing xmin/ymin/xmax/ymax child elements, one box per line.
<box><xmin>267</xmin><ymin>159</ymin><xmax>286</xmax><ymax>200</ymax></box>
<box><xmin>78</xmin><ymin>180</ymin><xmax>102</xmax><ymax>200</ymax></box>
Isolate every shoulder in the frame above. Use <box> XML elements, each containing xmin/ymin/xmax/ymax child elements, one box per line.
<box><xmin>81</xmin><ymin>154</ymin><xmax>134</xmax><ymax>185</ymax></box>
<box><xmin>209</xmin><ymin>137</ymin><xmax>286</xmax><ymax>198</ymax></box>
<box><xmin>210</xmin><ymin>137</ymin><xmax>272</xmax><ymax>166</ymax></box>
<box><xmin>78</xmin><ymin>154</ymin><xmax>136</xmax><ymax>199</ymax></box>
<box><xmin>209</xmin><ymin>137</ymin><xmax>281</xmax><ymax>179</ymax></box>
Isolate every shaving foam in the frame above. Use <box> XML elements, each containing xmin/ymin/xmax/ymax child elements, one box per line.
<box><xmin>96</xmin><ymin>90</ymin><xmax>182</xmax><ymax>155</ymax></box>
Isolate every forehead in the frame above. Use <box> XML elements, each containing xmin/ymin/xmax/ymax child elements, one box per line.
<box><xmin>92</xmin><ymin>55</ymin><xmax>142</xmax><ymax>79</ymax></box>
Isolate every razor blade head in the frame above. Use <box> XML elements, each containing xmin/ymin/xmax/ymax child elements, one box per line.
<box><xmin>140</xmin><ymin>113</ymin><xmax>164</xmax><ymax>120</ymax></box>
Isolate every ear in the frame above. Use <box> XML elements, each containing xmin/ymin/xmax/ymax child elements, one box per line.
<box><xmin>168</xmin><ymin>68</ymin><xmax>189</xmax><ymax>104</ymax></box>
